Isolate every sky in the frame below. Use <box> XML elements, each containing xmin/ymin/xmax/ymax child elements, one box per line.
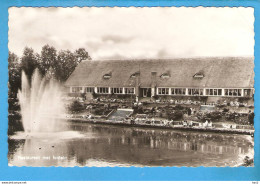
<box><xmin>8</xmin><ymin>7</ymin><xmax>254</xmax><ymax>59</ymax></box>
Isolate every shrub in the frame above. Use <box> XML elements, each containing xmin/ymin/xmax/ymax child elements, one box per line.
<box><xmin>174</xmin><ymin>105</ymin><xmax>184</xmax><ymax>110</ymax></box>
<box><xmin>92</xmin><ymin>91</ymin><xmax>97</xmax><ymax>98</ymax></box>
<box><xmin>94</xmin><ymin>108</ymin><xmax>106</xmax><ymax>115</ymax></box>
<box><xmin>223</xmin><ymin>108</ymin><xmax>229</xmax><ymax>113</ymax></box>
<box><xmin>68</xmin><ymin>100</ymin><xmax>85</xmax><ymax>114</ymax></box>
<box><xmin>137</xmin><ymin>106</ymin><xmax>144</xmax><ymax>114</ymax></box>
<box><xmin>133</xmin><ymin>106</ymin><xmax>144</xmax><ymax>114</ymax></box>
<box><xmin>207</xmin><ymin>111</ymin><xmax>222</xmax><ymax>121</ymax></box>
<box><xmin>238</xmin><ymin>97</ymin><xmax>251</xmax><ymax>103</ymax></box>
<box><xmin>248</xmin><ymin>113</ymin><xmax>254</xmax><ymax>125</ymax></box>
<box><xmin>168</xmin><ymin>110</ymin><xmax>183</xmax><ymax>120</ymax></box>
<box><xmin>153</xmin><ymin>95</ymin><xmax>159</xmax><ymax>100</ymax></box>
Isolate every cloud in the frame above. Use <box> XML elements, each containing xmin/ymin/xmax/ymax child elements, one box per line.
<box><xmin>102</xmin><ymin>35</ymin><xmax>134</xmax><ymax>44</ymax></box>
<box><xmin>156</xmin><ymin>49</ymin><xmax>169</xmax><ymax>58</ymax></box>
<box><xmin>98</xmin><ymin>53</ymin><xmax>129</xmax><ymax>60</ymax></box>
<box><xmin>8</xmin><ymin>7</ymin><xmax>254</xmax><ymax>59</ymax></box>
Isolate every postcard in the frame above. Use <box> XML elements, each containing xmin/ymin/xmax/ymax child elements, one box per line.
<box><xmin>7</xmin><ymin>7</ymin><xmax>255</xmax><ymax>167</ymax></box>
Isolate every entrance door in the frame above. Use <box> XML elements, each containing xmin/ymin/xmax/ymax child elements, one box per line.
<box><xmin>142</xmin><ymin>88</ymin><xmax>151</xmax><ymax>97</ymax></box>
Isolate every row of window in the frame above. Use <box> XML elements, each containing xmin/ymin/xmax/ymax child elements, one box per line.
<box><xmin>158</xmin><ymin>88</ymin><xmax>189</xmax><ymax>95</ymax></box>
<box><xmin>206</xmin><ymin>89</ymin><xmax>223</xmax><ymax>96</ymax></box>
<box><xmin>71</xmin><ymin>87</ymin><xmax>95</xmax><ymax>93</ymax></box>
<box><xmin>71</xmin><ymin>87</ymin><xmax>252</xmax><ymax>97</ymax></box>
<box><xmin>97</xmin><ymin>87</ymin><xmax>109</xmax><ymax>94</ymax></box>
<box><xmin>111</xmin><ymin>87</ymin><xmax>123</xmax><ymax>94</ymax></box>
<box><xmin>157</xmin><ymin>88</ymin><xmax>252</xmax><ymax>97</ymax></box>
<box><xmin>158</xmin><ymin>88</ymin><xmax>204</xmax><ymax>96</ymax></box>
<box><xmin>224</xmin><ymin>89</ymin><xmax>242</xmax><ymax>97</ymax></box>
<box><xmin>71</xmin><ymin>87</ymin><xmax>135</xmax><ymax>94</ymax></box>
<box><xmin>71</xmin><ymin>87</ymin><xmax>83</xmax><ymax>93</ymax></box>
<box><xmin>189</xmin><ymin>89</ymin><xmax>204</xmax><ymax>96</ymax></box>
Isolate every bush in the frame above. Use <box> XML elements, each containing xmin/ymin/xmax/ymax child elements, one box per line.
<box><xmin>8</xmin><ymin>98</ymin><xmax>21</xmax><ymax>111</ymax></box>
<box><xmin>248</xmin><ymin>113</ymin><xmax>254</xmax><ymax>125</ymax></box>
<box><xmin>133</xmin><ymin>106</ymin><xmax>144</xmax><ymax>114</ymax></box>
<box><xmin>92</xmin><ymin>91</ymin><xmax>97</xmax><ymax>98</ymax></box>
<box><xmin>223</xmin><ymin>108</ymin><xmax>229</xmax><ymax>113</ymax></box>
<box><xmin>94</xmin><ymin>108</ymin><xmax>105</xmax><ymax>115</ymax></box>
<box><xmin>152</xmin><ymin>95</ymin><xmax>159</xmax><ymax>100</ymax></box>
<box><xmin>238</xmin><ymin>97</ymin><xmax>251</xmax><ymax>103</ymax></box>
<box><xmin>174</xmin><ymin>105</ymin><xmax>184</xmax><ymax>110</ymax></box>
<box><xmin>207</xmin><ymin>111</ymin><xmax>222</xmax><ymax>121</ymax></box>
<box><xmin>68</xmin><ymin>100</ymin><xmax>85</xmax><ymax>113</ymax></box>
<box><xmin>168</xmin><ymin>110</ymin><xmax>183</xmax><ymax>120</ymax></box>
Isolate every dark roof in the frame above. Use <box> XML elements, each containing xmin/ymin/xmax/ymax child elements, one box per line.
<box><xmin>65</xmin><ymin>57</ymin><xmax>254</xmax><ymax>88</ymax></box>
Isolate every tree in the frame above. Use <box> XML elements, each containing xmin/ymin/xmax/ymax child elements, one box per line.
<box><xmin>20</xmin><ymin>47</ymin><xmax>39</xmax><ymax>82</ymax></box>
<box><xmin>74</xmin><ymin>48</ymin><xmax>90</xmax><ymax>63</ymax></box>
<box><xmin>8</xmin><ymin>52</ymin><xmax>21</xmax><ymax>97</ymax></box>
<box><xmin>18</xmin><ymin>46</ymin><xmax>91</xmax><ymax>83</ymax></box>
<box><xmin>56</xmin><ymin>50</ymin><xmax>78</xmax><ymax>82</ymax></box>
<box><xmin>39</xmin><ymin>44</ymin><xmax>57</xmax><ymax>76</ymax></box>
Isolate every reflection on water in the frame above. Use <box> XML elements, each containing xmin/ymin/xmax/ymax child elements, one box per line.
<box><xmin>8</xmin><ymin>122</ymin><xmax>254</xmax><ymax>167</ymax></box>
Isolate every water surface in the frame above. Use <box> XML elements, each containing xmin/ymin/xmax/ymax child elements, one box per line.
<box><xmin>8</xmin><ymin>121</ymin><xmax>254</xmax><ymax>167</ymax></box>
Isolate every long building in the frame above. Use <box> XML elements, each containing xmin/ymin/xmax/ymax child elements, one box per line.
<box><xmin>65</xmin><ymin>57</ymin><xmax>254</xmax><ymax>101</ymax></box>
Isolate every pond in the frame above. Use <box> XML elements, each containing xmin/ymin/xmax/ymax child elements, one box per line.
<box><xmin>8</xmin><ymin>121</ymin><xmax>254</xmax><ymax>167</ymax></box>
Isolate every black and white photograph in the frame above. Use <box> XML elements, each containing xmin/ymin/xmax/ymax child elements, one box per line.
<box><xmin>8</xmin><ymin>7</ymin><xmax>255</xmax><ymax>167</ymax></box>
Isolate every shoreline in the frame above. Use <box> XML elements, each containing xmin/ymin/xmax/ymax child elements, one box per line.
<box><xmin>64</xmin><ymin>117</ymin><xmax>254</xmax><ymax>135</ymax></box>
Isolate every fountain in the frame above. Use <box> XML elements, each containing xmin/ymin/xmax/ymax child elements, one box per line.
<box><xmin>17</xmin><ymin>69</ymin><xmax>65</xmax><ymax>133</ymax></box>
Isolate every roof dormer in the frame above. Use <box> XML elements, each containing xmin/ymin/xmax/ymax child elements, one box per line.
<box><xmin>193</xmin><ymin>72</ymin><xmax>204</xmax><ymax>79</ymax></box>
<box><xmin>103</xmin><ymin>72</ymin><xmax>112</xmax><ymax>79</ymax></box>
<box><xmin>160</xmin><ymin>72</ymin><xmax>170</xmax><ymax>79</ymax></box>
<box><xmin>130</xmin><ymin>71</ymin><xmax>140</xmax><ymax>78</ymax></box>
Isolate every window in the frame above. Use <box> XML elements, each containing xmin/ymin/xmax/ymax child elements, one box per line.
<box><xmin>224</xmin><ymin>89</ymin><xmax>242</xmax><ymax>97</ymax></box>
<box><xmin>71</xmin><ymin>87</ymin><xmax>82</xmax><ymax>93</ymax></box>
<box><xmin>171</xmin><ymin>88</ymin><xmax>186</xmax><ymax>95</ymax></box>
<box><xmin>206</xmin><ymin>89</ymin><xmax>222</xmax><ymax>96</ymax></box>
<box><xmin>158</xmin><ymin>88</ymin><xmax>169</xmax><ymax>95</ymax></box>
<box><xmin>224</xmin><ymin>89</ymin><xmax>229</xmax><ymax>96</ymax></box>
<box><xmin>97</xmin><ymin>87</ymin><xmax>109</xmax><ymax>94</ymax></box>
<box><xmin>244</xmin><ymin>89</ymin><xmax>251</xmax><ymax>97</ymax></box>
<box><xmin>111</xmin><ymin>88</ymin><xmax>123</xmax><ymax>94</ymax></box>
<box><xmin>85</xmin><ymin>87</ymin><xmax>94</xmax><ymax>93</ymax></box>
<box><xmin>218</xmin><ymin>89</ymin><xmax>222</xmax><ymax>96</ymax></box>
<box><xmin>188</xmin><ymin>88</ymin><xmax>204</xmax><ymax>96</ymax></box>
<box><xmin>125</xmin><ymin>88</ymin><xmax>135</xmax><ymax>94</ymax></box>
